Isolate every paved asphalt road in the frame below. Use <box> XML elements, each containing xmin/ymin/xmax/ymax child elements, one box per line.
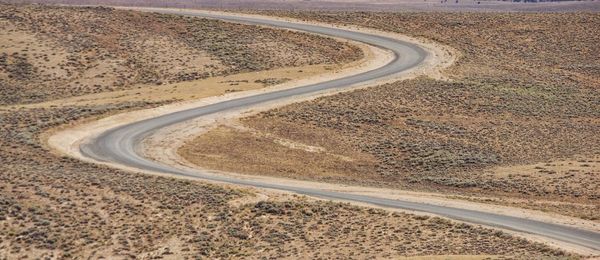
<box><xmin>81</xmin><ymin>10</ymin><xmax>600</xmax><ymax>251</ymax></box>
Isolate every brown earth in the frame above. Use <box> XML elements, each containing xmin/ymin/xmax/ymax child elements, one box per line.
<box><xmin>0</xmin><ymin>5</ymin><xmax>571</xmax><ymax>258</ymax></box>
<box><xmin>180</xmin><ymin>12</ymin><xmax>600</xmax><ymax>221</ymax></box>
<box><xmin>0</xmin><ymin>4</ymin><xmax>361</xmax><ymax>105</ymax></box>
<box><xmin>0</xmin><ymin>107</ymin><xmax>571</xmax><ymax>259</ymax></box>
<box><xmin>5</xmin><ymin>0</ymin><xmax>600</xmax><ymax>12</ymax></box>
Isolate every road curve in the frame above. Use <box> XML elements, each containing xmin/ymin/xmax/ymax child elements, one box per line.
<box><xmin>80</xmin><ymin>10</ymin><xmax>600</xmax><ymax>252</ymax></box>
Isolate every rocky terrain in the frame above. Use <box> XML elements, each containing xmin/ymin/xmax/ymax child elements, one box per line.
<box><xmin>0</xmin><ymin>4</ymin><xmax>361</xmax><ymax>105</ymax></box>
<box><xmin>181</xmin><ymin>12</ymin><xmax>600</xmax><ymax>220</ymax></box>
<box><xmin>0</xmin><ymin>5</ymin><xmax>571</xmax><ymax>258</ymax></box>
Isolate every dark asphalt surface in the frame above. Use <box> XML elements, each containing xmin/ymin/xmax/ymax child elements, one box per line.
<box><xmin>81</xmin><ymin>9</ymin><xmax>600</xmax><ymax>252</ymax></box>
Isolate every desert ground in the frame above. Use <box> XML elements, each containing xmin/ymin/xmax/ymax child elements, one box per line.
<box><xmin>7</xmin><ymin>0</ymin><xmax>600</xmax><ymax>12</ymax></box>
<box><xmin>0</xmin><ymin>4</ymin><xmax>578</xmax><ymax>259</ymax></box>
<box><xmin>180</xmin><ymin>11</ymin><xmax>600</xmax><ymax>222</ymax></box>
<box><xmin>0</xmin><ymin>4</ymin><xmax>361</xmax><ymax>105</ymax></box>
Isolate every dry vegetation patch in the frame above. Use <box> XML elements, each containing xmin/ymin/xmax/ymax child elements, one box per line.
<box><xmin>272</xmin><ymin>12</ymin><xmax>600</xmax><ymax>89</ymax></box>
<box><xmin>0</xmin><ymin>5</ymin><xmax>570</xmax><ymax>258</ymax></box>
<box><xmin>0</xmin><ymin>106</ymin><xmax>569</xmax><ymax>258</ymax></box>
<box><xmin>181</xmin><ymin>12</ymin><xmax>600</xmax><ymax>220</ymax></box>
<box><xmin>0</xmin><ymin>4</ymin><xmax>361</xmax><ymax>105</ymax></box>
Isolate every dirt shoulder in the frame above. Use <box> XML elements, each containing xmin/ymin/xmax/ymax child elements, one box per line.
<box><xmin>45</xmin><ymin>29</ymin><xmax>389</xmax><ymax>163</ymax></box>
<box><xmin>179</xmin><ymin>11</ymin><xmax>600</xmax><ymax>227</ymax></box>
<box><xmin>5</xmin><ymin>104</ymin><xmax>569</xmax><ymax>259</ymax></box>
<box><xmin>45</xmin><ymin>7</ymin><xmax>600</xmax><ymax>255</ymax></box>
<box><xmin>0</xmin><ymin>6</ymin><xmax>572</xmax><ymax>259</ymax></box>
<box><xmin>123</xmin><ymin>9</ymin><xmax>596</xmax><ymax>256</ymax></box>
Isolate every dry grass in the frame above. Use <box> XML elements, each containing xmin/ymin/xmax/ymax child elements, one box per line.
<box><xmin>0</xmin><ymin>106</ymin><xmax>570</xmax><ymax>259</ymax></box>
<box><xmin>5</xmin><ymin>0</ymin><xmax>600</xmax><ymax>12</ymax></box>
<box><xmin>0</xmin><ymin>5</ymin><xmax>571</xmax><ymax>258</ymax></box>
<box><xmin>0</xmin><ymin>4</ymin><xmax>361</xmax><ymax>105</ymax></box>
<box><xmin>180</xmin><ymin>12</ymin><xmax>600</xmax><ymax>220</ymax></box>
<box><xmin>180</xmin><ymin>125</ymin><xmax>377</xmax><ymax>182</ymax></box>
<box><xmin>253</xmin><ymin>11</ymin><xmax>600</xmax><ymax>89</ymax></box>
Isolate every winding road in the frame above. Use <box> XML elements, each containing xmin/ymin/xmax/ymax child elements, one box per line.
<box><xmin>79</xmin><ymin>9</ymin><xmax>600</xmax><ymax>252</ymax></box>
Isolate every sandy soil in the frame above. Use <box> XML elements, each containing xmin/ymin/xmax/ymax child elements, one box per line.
<box><xmin>8</xmin><ymin>0</ymin><xmax>600</xmax><ymax>12</ymax></box>
<box><xmin>45</xmin><ymin>8</ymin><xmax>599</xmax><ymax>256</ymax></box>
<box><xmin>5</xmin><ymin>105</ymin><xmax>570</xmax><ymax>258</ymax></box>
<box><xmin>4</xmin><ymin>63</ymin><xmax>345</xmax><ymax>110</ymax></box>
<box><xmin>184</xmin><ymin>9</ymin><xmax>600</xmax><ymax>219</ymax></box>
<box><xmin>0</xmin><ymin>5</ymin><xmax>576</xmax><ymax>258</ymax></box>
<box><xmin>0</xmin><ymin>5</ymin><xmax>362</xmax><ymax>106</ymax></box>
<box><xmin>45</xmin><ymin>29</ymin><xmax>386</xmax><ymax>159</ymax></box>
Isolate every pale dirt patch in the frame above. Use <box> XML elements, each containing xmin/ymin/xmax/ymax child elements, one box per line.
<box><xmin>135</xmin><ymin>237</ymin><xmax>186</xmax><ymax>260</ymax></box>
<box><xmin>0</xmin><ymin>23</ymin><xmax>70</xmax><ymax>79</ymax></box>
<box><xmin>398</xmin><ymin>256</ymin><xmax>497</xmax><ymax>260</ymax></box>
<box><xmin>6</xmin><ymin>63</ymin><xmax>340</xmax><ymax>110</ymax></box>
<box><xmin>46</xmin><ymin>8</ymin><xmax>599</xmax><ymax>256</ymax></box>
<box><xmin>493</xmin><ymin>158</ymin><xmax>599</xmax><ymax>179</ymax></box>
<box><xmin>226</xmin><ymin>121</ymin><xmax>327</xmax><ymax>154</ymax></box>
<box><xmin>178</xmin><ymin>124</ymin><xmax>373</xmax><ymax>181</ymax></box>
